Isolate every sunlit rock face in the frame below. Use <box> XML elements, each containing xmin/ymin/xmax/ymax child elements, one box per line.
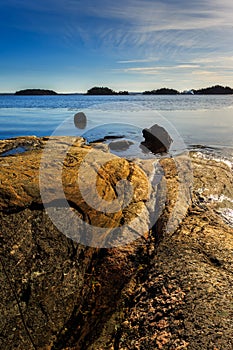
<box><xmin>0</xmin><ymin>137</ymin><xmax>232</xmax><ymax>350</ymax></box>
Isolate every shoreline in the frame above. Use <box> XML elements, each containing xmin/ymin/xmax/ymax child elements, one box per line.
<box><xmin>2</xmin><ymin>84</ymin><xmax>233</xmax><ymax>96</ymax></box>
<box><xmin>0</xmin><ymin>135</ymin><xmax>232</xmax><ymax>228</ymax></box>
<box><xmin>0</xmin><ymin>135</ymin><xmax>232</xmax><ymax>349</ymax></box>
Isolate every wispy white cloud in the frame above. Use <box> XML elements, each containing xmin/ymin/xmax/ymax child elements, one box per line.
<box><xmin>118</xmin><ymin>64</ymin><xmax>200</xmax><ymax>74</ymax></box>
<box><xmin>177</xmin><ymin>64</ymin><xmax>200</xmax><ymax>68</ymax></box>
<box><xmin>3</xmin><ymin>0</ymin><xmax>233</xmax><ymax>34</ymax></box>
<box><xmin>117</xmin><ymin>58</ymin><xmax>157</xmax><ymax>64</ymax></box>
<box><xmin>191</xmin><ymin>55</ymin><xmax>233</xmax><ymax>65</ymax></box>
<box><xmin>2</xmin><ymin>0</ymin><xmax>233</xmax><ymax>56</ymax></box>
<box><xmin>5</xmin><ymin>0</ymin><xmax>233</xmax><ymax>29</ymax></box>
<box><xmin>190</xmin><ymin>69</ymin><xmax>233</xmax><ymax>86</ymax></box>
<box><xmin>1</xmin><ymin>0</ymin><xmax>233</xmax><ymax>90</ymax></box>
<box><xmin>87</xmin><ymin>0</ymin><xmax>233</xmax><ymax>30</ymax></box>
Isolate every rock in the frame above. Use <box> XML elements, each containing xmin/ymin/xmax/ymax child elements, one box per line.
<box><xmin>0</xmin><ymin>137</ymin><xmax>232</xmax><ymax>350</ymax></box>
<box><xmin>116</xmin><ymin>156</ymin><xmax>233</xmax><ymax>350</ymax></box>
<box><xmin>141</xmin><ymin>124</ymin><xmax>173</xmax><ymax>154</ymax></box>
<box><xmin>0</xmin><ymin>136</ymin><xmax>159</xmax><ymax>247</ymax></box>
<box><xmin>108</xmin><ymin>139</ymin><xmax>134</xmax><ymax>151</ymax></box>
<box><xmin>0</xmin><ymin>136</ymin><xmax>44</xmax><ymax>156</ymax></box>
<box><xmin>74</xmin><ymin>112</ymin><xmax>87</xmax><ymax>129</ymax></box>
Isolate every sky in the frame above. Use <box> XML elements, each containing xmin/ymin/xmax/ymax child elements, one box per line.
<box><xmin>0</xmin><ymin>0</ymin><xmax>233</xmax><ymax>93</ymax></box>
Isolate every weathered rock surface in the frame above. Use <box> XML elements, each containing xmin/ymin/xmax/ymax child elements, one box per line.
<box><xmin>0</xmin><ymin>136</ymin><xmax>44</xmax><ymax>156</ymax></box>
<box><xmin>0</xmin><ymin>137</ymin><xmax>232</xmax><ymax>350</ymax></box>
<box><xmin>0</xmin><ymin>136</ymin><xmax>160</xmax><ymax>247</ymax></box>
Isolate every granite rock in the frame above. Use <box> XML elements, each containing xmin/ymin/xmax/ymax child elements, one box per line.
<box><xmin>141</xmin><ymin>124</ymin><xmax>173</xmax><ymax>154</ymax></box>
<box><xmin>0</xmin><ymin>137</ymin><xmax>232</xmax><ymax>350</ymax></box>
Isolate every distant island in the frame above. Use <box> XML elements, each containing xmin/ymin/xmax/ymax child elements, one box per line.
<box><xmin>15</xmin><ymin>89</ymin><xmax>57</xmax><ymax>95</ymax></box>
<box><xmin>143</xmin><ymin>85</ymin><xmax>233</xmax><ymax>95</ymax></box>
<box><xmin>86</xmin><ymin>86</ymin><xmax>128</xmax><ymax>95</ymax></box>
<box><xmin>192</xmin><ymin>85</ymin><xmax>233</xmax><ymax>95</ymax></box>
<box><xmin>11</xmin><ymin>85</ymin><xmax>233</xmax><ymax>96</ymax></box>
<box><xmin>143</xmin><ymin>88</ymin><xmax>179</xmax><ymax>95</ymax></box>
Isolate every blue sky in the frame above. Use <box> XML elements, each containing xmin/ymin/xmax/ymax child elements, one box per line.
<box><xmin>0</xmin><ymin>0</ymin><xmax>233</xmax><ymax>92</ymax></box>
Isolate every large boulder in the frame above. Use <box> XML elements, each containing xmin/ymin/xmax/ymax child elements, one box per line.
<box><xmin>141</xmin><ymin>124</ymin><xmax>173</xmax><ymax>154</ymax></box>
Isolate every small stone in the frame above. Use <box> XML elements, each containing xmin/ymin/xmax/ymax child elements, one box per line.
<box><xmin>109</xmin><ymin>139</ymin><xmax>134</xmax><ymax>151</ymax></box>
<box><xmin>74</xmin><ymin>112</ymin><xmax>87</xmax><ymax>129</ymax></box>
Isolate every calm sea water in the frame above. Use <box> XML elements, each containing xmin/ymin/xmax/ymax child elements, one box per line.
<box><xmin>0</xmin><ymin>94</ymin><xmax>232</xmax><ymax>159</ymax></box>
<box><xmin>1</xmin><ymin>94</ymin><xmax>233</xmax><ymax>226</ymax></box>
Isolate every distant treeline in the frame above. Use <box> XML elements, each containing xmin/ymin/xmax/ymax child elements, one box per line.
<box><xmin>192</xmin><ymin>85</ymin><xmax>233</xmax><ymax>95</ymax></box>
<box><xmin>143</xmin><ymin>88</ymin><xmax>179</xmax><ymax>95</ymax></box>
<box><xmin>86</xmin><ymin>87</ymin><xmax>129</xmax><ymax>95</ymax></box>
<box><xmin>15</xmin><ymin>89</ymin><xmax>57</xmax><ymax>95</ymax></box>
<box><xmin>13</xmin><ymin>85</ymin><xmax>233</xmax><ymax>95</ymax></box>
<box><xmin>88</xmin><ymin>85</ymin><xmax>233</xmax><ymax>95</ymax></box>
<box><xmin>143</xmin><ymin>85</ymin><xmax>233</xmax><ymax>95</ymax></box>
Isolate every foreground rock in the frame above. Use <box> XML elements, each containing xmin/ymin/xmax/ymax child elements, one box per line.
<box><xmin>141</xmin><ymin>124</ymin><xmax>173</xmax><ymax>154</ymax></box>
<box><xmin>0</xmin><ymin>137</ymin><xmax>232</xmax><ymax>350</ymax></box>
<box><xmin>0</xmin><ymin>137</ymin><xmax>163</xmax><ymax>247</ymax></box>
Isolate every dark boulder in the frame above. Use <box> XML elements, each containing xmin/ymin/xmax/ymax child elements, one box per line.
<box><xmin>141</xmin><ymin>124</ymin><xmax>173</xmax><ymax>154</ymax></box>
<box><xmin>74</xmin><ymin>112</ymin><xmax>87</xmax><ymax>129</ymax></box>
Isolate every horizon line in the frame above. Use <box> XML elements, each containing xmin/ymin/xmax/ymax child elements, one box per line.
<box><xmin>1</xmin><ymin>83</ymin><xmax>233</xmax><ymax>95</ymax></box>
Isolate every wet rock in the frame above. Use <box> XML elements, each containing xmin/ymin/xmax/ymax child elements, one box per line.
<box><xmin>0</xmin><ymin>136</ymin><xmax>44</xmax><ymax>156</ymax></box>
<box><xmin>141</xmin><ymin>124</ymin><xmax>173</xmax><ymax>154</ymax></box>
<box><xmin>74</xmin><ymin>112</ymin><xmax>87</xmax><ymax>129</ymax></box>
<box><xmin>0</xmin><ymin>136</ymin><xmax>159</xmax><ymax>247</ymax></box>
<box><xmin>108</xmin><ymin>139</ymin><xmax>134</xmax><ymax>151</ymax></box>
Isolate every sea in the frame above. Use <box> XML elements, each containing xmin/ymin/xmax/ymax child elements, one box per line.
<box><xmin>0</xmin><ymin>94</ymin><xmax>232</xmax><ymax>225</ymax></box>
<box><xmin>0</xmin><ymin>94</ymin><xmax>233</xmax><ymax>158</ymax></box>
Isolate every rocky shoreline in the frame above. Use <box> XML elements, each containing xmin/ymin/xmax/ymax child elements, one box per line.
<box><xmin>0</xmin><ymin>137</ymin><xmax>232</xmax><ymax>350</ymax></box>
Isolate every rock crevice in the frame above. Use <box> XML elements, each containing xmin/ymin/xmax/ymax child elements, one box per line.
<box><xmin>0</xmin><ymin>137</ymin><xmax>232</xmax><ymax>350</ymax></box>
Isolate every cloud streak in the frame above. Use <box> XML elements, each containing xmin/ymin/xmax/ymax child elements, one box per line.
<box><xmin>88</xmin><ymin>0</ymin><xmax>233</xmax><ymax>30</ymax></box>
<box><xmin>118</xmin><ymin>64</ymin><xmax>201</xmax><ymax>74</ymax></box>
<box><xmin>2</xmin><ymin>0</ymin><xmax>233</xmax><ymax>54</ymax></box>
<box><xmin>0</xmin><ymin>0</ymin><xmax>233</xmax><ymax>91</ymax></box>
<box><xmin>117</xmin><ymin>58</ymin><xmax>157</xmax><ymax>64</ymax></box>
